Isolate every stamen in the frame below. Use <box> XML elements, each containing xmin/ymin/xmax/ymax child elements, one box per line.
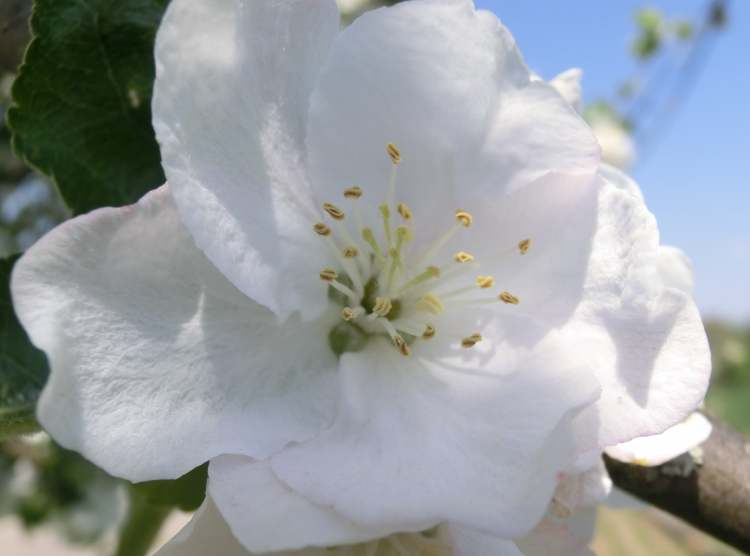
<box><xmin>397</xmin><ymin>203</ymin><xmax>413</xmax><ymax>221</ymax></box>
<box><xmin>422</xmin><ymin>324</ymin><xmax>436</xmax><ymax>340</ymax></box>
<box><xmin>319</xmin><ymin>269</ymin><xmax>338</xmax><ymax>282</ymax></box>
<box><xmin>362</xmin><ymin>227</ymin><xmax>386</xmax><ymax>262</ymax></box>
<box><xmin>343</xmin><ymin>186</ymin><xmax>363</xmax><ymax>199</ymax></box>
<box><xmin>461</xmin><ymin>333</ymin><xmax>482</xmax><ymax>348</ymax></box>
<box><xmin>372</xmin><ymin>297</ymin><xmax>393</xmax><ymax>317</ymax></box>
<box><xmin>387</xmin><ymin>143</ymin><xmax>401</xmax><ymax>165</ymax></box>
<box><xmin>323</xmin><ymin>202</ymin><xmax>345</xmax><ymax>220</ymax></box>
<box><xmin>455</xmin><ymin>210</ymin><xmax>473</xmax><ymax>228</ymax></box>
<box><xmin>453</xmin><ymin>251</ymin><xmax>475</xmax><ymax>263</ymax></box>
<box><xmin>416</xmin><ymin>293</ymin><xmax>445</xmax><ymax>315</ymax></box>
<box><xmin>313</xmin><ymin>222</ymin><xmax>331</xmax><ymax>236</ymax></box>
<box><xmin>379</xmin><ymin>204</ymin><xmax>393</xmax><ymax>249</ymax></box>
<box><xmin>499</xmin><ymin>291</ymin><xmax>520</xmax><ymax>305</ymax></box>
<box><xmin>343</xmin><ymin>246</ymin><xmax>359</xmax><ymax>258</ymax></box>
<box><xmin>519</xmin><ymin>238</ymin><xmax>532</xmax><ymax>255</ymax></box>
<box><xmin>341</xmin><ymin>306</ymin><xmax>364</xmax><ymax>321</ymax></box>
<box><xmin>393</xmin><ymin>335</ymin><xmax>411</xmax><ymax>356</ymax></box>
<box><xmin>397</xmin><ymin>265</ymin><xmax>440</xmax><ymax>294</ymax></box>
<box><xmin>376</xmin><ymin>317</ymin><xmax>411</xmax><ymax>356</ymax></box>
<box><xmin>476</xmin><ymin>275</ymin><xmax>495</xmax><ymax>289</ymax></box>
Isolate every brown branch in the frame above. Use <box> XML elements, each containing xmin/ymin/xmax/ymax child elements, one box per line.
<box><xmin>605</xmin><ymin>414</ymin><xmax>750</xmax><ymax>554</ymax></box>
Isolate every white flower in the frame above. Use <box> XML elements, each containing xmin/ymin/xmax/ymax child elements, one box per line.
<box><xmin>11</xmin><ymin>0</ymin><xmax>710</xmax><ymax>553</ymax></box>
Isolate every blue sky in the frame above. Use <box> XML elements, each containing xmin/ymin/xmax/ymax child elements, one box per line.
<box><xmin>476</xmin><ymin>0</ymin><xmax>749</xmax><ymax>322</ymax></box>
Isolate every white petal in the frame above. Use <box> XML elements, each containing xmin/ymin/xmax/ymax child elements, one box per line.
<box><xmin>564</xmin><ymin>175</ymin><xmax>711</xmax><ymax>454</ymax></box>
<box><xmin>516</xmin><ymin>513</ymin><xmax>596</xmax><ymax>556</ymax></box>
<box><xmin>153</xmin><ymin>0</ymin><xmax>341</xmax><ymax>319</ymax></box>
<box><xmin>553</xmin><ymin>461</ymin><xmax>612</xmax><ymax>517</ymax></box>
<box><xmin>272</xmin><ymin>335</ymin><xmax>600</xmax><ymax>539</ymax></box>
<box><xmin>11</xmin><ymin>188</ymin><xmax>337</xmax><ymax>482</ymax></box>
<box><xmin>446</xmin><ymin>525</ymin><xmax>524</xmax><ymax>556</ymax></box>
<box><xmin>306</xmin><ymin>0</ymin><xmax>598</xmax><ymax>232</ymax></box>
<box><xmin>605</xmin><ymin>412</ymin><xmax>712</xmax><ymax>466</ymax></box>
<box><xmin>549</xmin><ymin>68</ymin><xmax>583</xmax><ymax>113</ymax></box>
<box><xmin>658</xmin><ymin>245</ymin><xmax>695</xmax><ymax>295</ymax></box>
<box><xmin>209</xmin><ymin>456</ymin><xmax>386</xmax><ymax>553</ymax></box>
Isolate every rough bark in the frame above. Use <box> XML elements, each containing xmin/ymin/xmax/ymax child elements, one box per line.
<box><xmin>605</xmin><ymin>415</ymin><xmax>750</xmax><ymax>554</ymax></box>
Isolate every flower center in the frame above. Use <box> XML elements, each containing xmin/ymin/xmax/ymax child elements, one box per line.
<box><xmin>315</xmin><ymin>144</ymin><xmax>530</xmax><ymax>356</ymax></box>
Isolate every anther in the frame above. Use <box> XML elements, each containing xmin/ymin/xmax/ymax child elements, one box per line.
<box><xmin>323</xmin><ymin>202</ymin><xmax>345</xmax><ymax>220</ymax></box>
<box><xmin>343</xmin><ymin>246</ymin><xmax>359</xmax><ymax>258</ymax></box>
<box><xmin>416</xmin><ymin>293</ymin><xmax>444</xmax><ymax>315</ymax></box>
<box><xmin>476</xmin><ymin>275</ymin><xmax>495</xmax><ymax>289</ymax></box>
<box><xmin>454</xmin><ymin>251</ymin><xmax>475</xmax><ymax>263</ymax></box>
<box><xmin>313</xmin><ymin>222</ymin><xmax>331</xmax><ymax>236</ymax></box>
<box><xmin>343</xmin><ymin>186</ymin><xmax>363</xmax><ymax>199</ymax></box>
<box><xmin>372</xmin><ymin>297</ymin><xmax>393</xmax><ymax>317</ymax></box>
<box><xmin>455</xmin><ymin>210</ymin><xmax>473</xmax><ymax>227</ymax></box>
<box><xmin>519</xmin><ymin>238</ymin><xmax>532</xmax><ymax>255</ymax></box>
<box><xmin>396</xmin><ymin>225</ymin><xmax>413</xmax><ymax>243</ymax></box>
<box><xmin>499</xmin><ymin>291</ymin><xmax>520</xmax><ymax>305</ymax></box>
<box><xmin>422</xmin><ymin>324</ymin><xmax>436</xmax><ymax>340</ymax></box>
<box><xmin>320</xmin><ymin>269</ymin><xmax>338</xmax><ymax>282</ymax></box>
<box><xmin>461</xmin><ymin>333</ymin><xmax>482</xmax><ymax>348</ymax></box>
<box><xmin>387</xmin><ymin>143</ymin><xmax>401</xmax><ymax>165</ymax></box>
<box><xmin>341</xmin><ymin>307</ymin><xmax>356</xmax><ymax>321</ymax></box>
<box><xmin>393</xmin><ymin>335</ymin><xmax>410</xmax><ymax>356</ymax></box>
<box><xmin>397</xmin><ymin>203</ymin><xmax>413</xmax><ymax>221</ymax></box>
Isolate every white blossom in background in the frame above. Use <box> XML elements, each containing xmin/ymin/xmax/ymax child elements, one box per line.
<box><xmin>11</xmin><ymin>0</ymin><xmax>710</xmax><ymax>554</ymax></box>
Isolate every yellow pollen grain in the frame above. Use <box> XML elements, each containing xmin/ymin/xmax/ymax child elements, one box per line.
<box><xmin>397</xmin><ymin>202</ymin><xmax>413</xmax><ymax>220</ymax></box>
<box><xmin>416</xmin><ymin>293</ymin><xmax>444</xmax><ymax>315</ymax></box>
<box><xmin>455</xmin><ymin>210</ymin><xmax>473</xmax><ymax>227</ymax></box>
<box><xmin>313</xmin><ymin>222</ymin><xmax>331</xmax><ymax>236</ymax></box>
<box><xmin>341</xmin><ymin>307</ymin><xmax>355</xmax><ymax>321</ymax></box>
<box><xmin>323</xmin><ymin>202</ymin><xmax>345</xmax><ymax>220</ymax></box>
<box><xmin>387</xmin><ymin>143</ymin><xmax>401</xmax><ymax>165</ymax></box>
<box><xmin>373</xmin><ymin>297</ymin><xmax>393</xmax><ymax>317</ymax></box>
<box><xmin>476</xmin><ymin>275</ymin><xmax>495</xmax><ymax>289</ymax></box>
<box><xmin>319</xmin><ymin>269</ymin><xmax>338</xmax><ymax>282</ymax></box>
<box><xmin>422</xmin><ymin>324</ymin><xmax>436</xmax><ymax>340</ymax></box>
<box><xmin>519</xmin><ymin>238</ymin><xmax>532</xmax><ymax>255</ymax></box>
<box><xmin>461</xmin><ymin>333</ymin><xmax>482</xmax><ymax>348</ymax></box>
<box><xmin>343</xmin><ymin>186</ymin><xmax>363</xmax><ymax>199</ymax></box>
<box><xmin>343</xmin><ymin>246</ymin><xmax>359</xmax><ymax>258</ymax></box>
<box><xmin>454</xmin><ymin>251</ymin><xmax>475</xmax><ymax>263</ymax></box>
<box><xmin>394</xmin><ymin>335</ymin><xmax>410</xmax><ymax>356</ymax></box>
<box><xmin>499</xmin><ymin>291</ymin><xmax>520</xmax><ymax>305</ymax></box>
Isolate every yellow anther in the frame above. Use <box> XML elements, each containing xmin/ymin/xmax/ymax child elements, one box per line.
<box><xmin>422</xmin><ymin>324</ymin><xmax>436</xmax><ymax>340</ymax></box>
<box><xmin>416</xmin><ymin>293</ymin><xmax>445</xmax><ymax>315</ymax></box>
<box><xmin>387</xmin><ymin>143</ymin><xmax>401</xmax><ymax>165</ymax></box>
<box><xmin>499</xmin><ymin>291</ymin><xmax>520</xmax><ymax>305</ymax></box>
<box><xmin>461</xmin><ymin>333</ymin><xmax>482</xmax><ymax>348</ymax></box>
<box><xmin>319</xmin><ymin>269</ymin><xmax>338</xmax><ymax>282</ymax></box>
<box><xmin>519</xmin><ymin>238</ymin><xmax>532</xmax><ymax>255</ymax></box>
<box><xmin>343</xmin><ymin>186</ymin><xmax>363</xmax><ymax>199</ymax></box>
<box><xmin>396</xmin><ymin>225</ymin><xmax>413</xmax><ymax>243</ymax></box>
<box><xmin>393</xmin><ymin>335</ymin><xmax>410</xmax><ymax>356</ymax></box>
<box><xmin>372</xmin><ymin>297</ymin><xmax>393</xmax><ymax>317</ymax></box>
<box><xmin>476</xmin><ymin>275</ymin><xmax>495</xmax><ymax>289</ymax></box>
<box><xmin>454</xmin><ymin>251</ymin><xmax>475</xmax><ymax>263</ymax></box>
<box><xmin>379</xmin><ymin>204</ymin><xmax>391</xmax><ymax>219</ymax></box>
<box><xmin>397</xmin><ymin>202</ymin><xmax>413</xmax><ymax>220</ymax></box>
<box><xmin>323</xmin><ymin>202</ymin><xmax>345</xmax><ymax>220</ymax></box>
<box><xmin>341</xmin><ymin>307</ymin><xmax>355</xmax><ymax>321</ymax></box>
<box><xmin>343</xmin><ymin>246</ymin><xmax>359</xmax><ymax>258</ymax></box>
<box><xmin>455</xmin><ymin>210</ymin><xmax>473</xmax><ymax>227</ymax></box>
<box><xmin>313</xmin><ymin>222</ymin><xmax>331</xmax><ymax>236</ymax></box>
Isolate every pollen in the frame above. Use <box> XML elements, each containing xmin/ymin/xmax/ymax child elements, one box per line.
<box><xmin>394</xmin><ymin>334</ymin><xmax>410</xmax><ymax>356</ymax></box>
<box><xmin>373</xmin><ymin>297</ymin><xmax>393</xmax><ymax>317</ymax></box>
<box><xmin>453</xmin><ymin>251</ymin><xmax>475</xmax><ymax>263</ymax></box>
<box><xmin>422</xmin><ymin>324</ymin><xmax>436</xmax><ymax>340</ymax></box>
<box><xmin>320</xmin><ymin>269</ymin><xmax>338</xmax><ymax>282</ymax></box>
<box><xmin>343</xmin><ymin>186</ymin><xmax>363</xmax><ymax>199</ymax></box>
<box><xmin>343</xmin><ymin>246</ymin><xmax>359</xmax><ymax>258</ymax></box>
<box><xmin>476</xmin><ymin>275</ymin><xmax>495</xmax><ymax>289</ymax></box>
<box><xmin>455</xmin><ymin>210</ymin><xmax>473</xmax><ymax>227</ymax></box>
<box><xmin>519</xmin><ymin>238</ymin><xmax>532</xmax><ymax>255</ymax></box>
<box><xmin>313</xmin><ymin>222</ymin><xmax>331</xmax><ymax>236</ymax></box>
<box><xmin>461</xmin><ymin>333</ymin><xmax>482</xmax><ymax>348</ymax></box>
<box><xmin>323</xmin><ymin>202</ymin><xmax>345</xmax><ymax>220</ymax></box>
<box><xmin>387</xmin><ymin>143</ymin><xmax>401</xmax><ymax>165</ymax></box>
<box><xmin>499</xmin><ymin>291</ymin><xmax>520</xmax><ymax>305</ymax></box>
<box><xmin>397</xmin><ymin>202</ymin><xmax>413</xmax><ymax>220</ymax></box>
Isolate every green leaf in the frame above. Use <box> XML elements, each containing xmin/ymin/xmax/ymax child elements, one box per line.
<box><xmin>132</xmin><ymin>463</ymin><xmax>208</xmax><ymax>512</ymax></box>
<box><xmin>7</xmin><ymin>0</ymin><xmax>169</xmax><ymax>215</ymax></box>
<box><xmin>0</xmin><ymin>254</ymin><xmax>47</xmax><ymax>439</ymax></box>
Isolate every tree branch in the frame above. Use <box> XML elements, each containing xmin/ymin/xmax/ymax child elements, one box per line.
<box><xmin>605</xmin><ymin>414</ymin><xmax>750</xmax><ymax>554</ymax></box>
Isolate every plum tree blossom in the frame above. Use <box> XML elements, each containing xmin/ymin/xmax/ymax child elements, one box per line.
<box><xmin>10</xmin><ymin>0</ymin><xmax>710</xmax><ymax>553</ymax></box>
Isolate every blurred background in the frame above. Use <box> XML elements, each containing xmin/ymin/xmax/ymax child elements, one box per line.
<box><xmin>1</xmin><ymin>0</ymin><xmax>748</xmax><ymax>554</ymax></box>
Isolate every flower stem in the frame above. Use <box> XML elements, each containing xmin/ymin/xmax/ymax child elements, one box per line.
<box><xmin>113</xmin><ymin>487</ymin><xmax>172</xmax><ymax>556</ymax></box>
